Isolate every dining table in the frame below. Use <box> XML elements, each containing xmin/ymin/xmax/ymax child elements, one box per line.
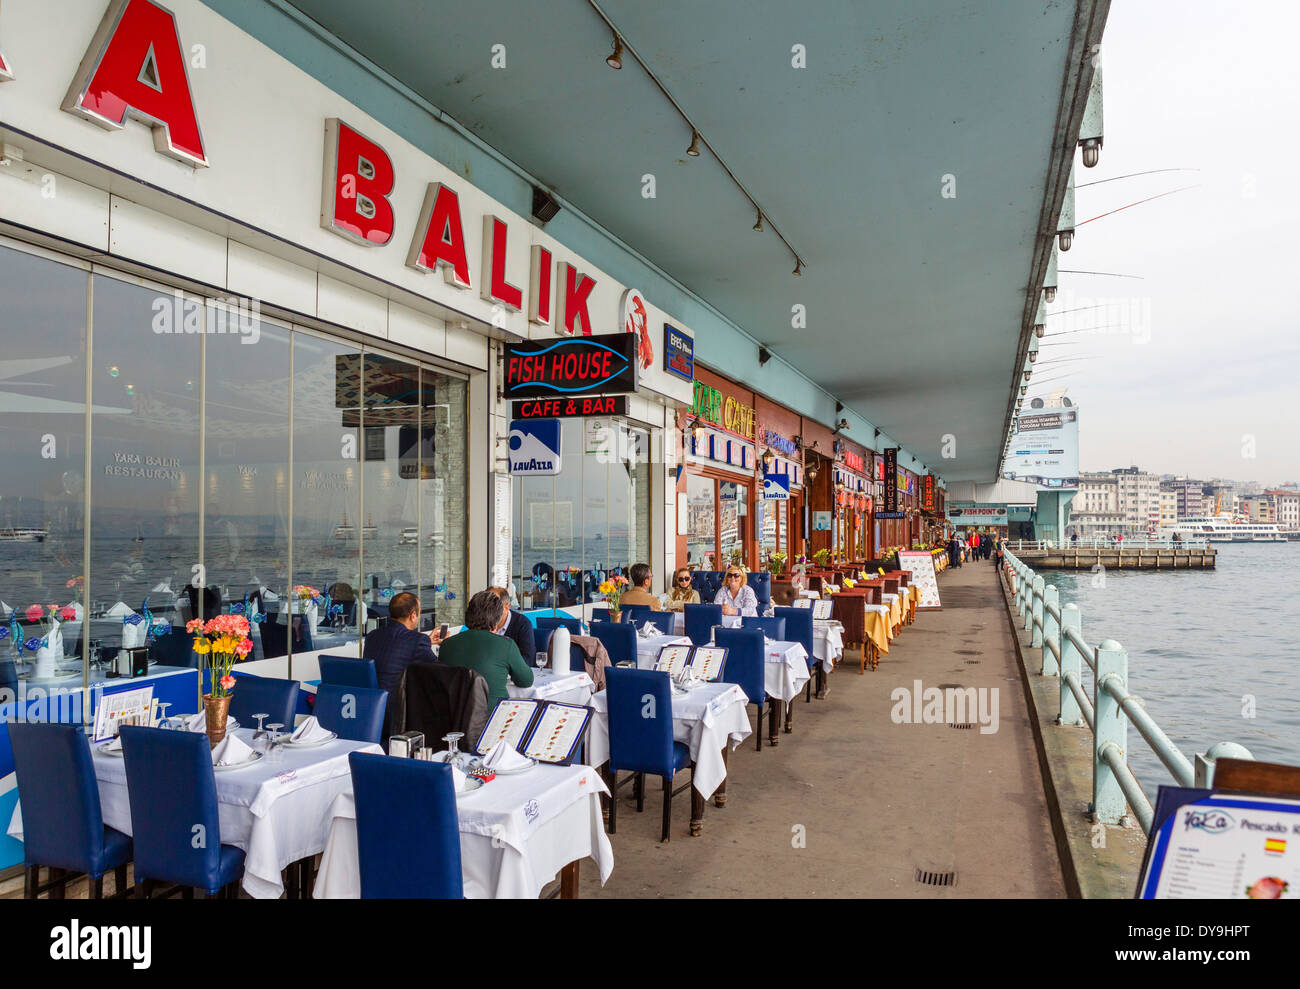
<box><xmin>313</xmin><ymin>761</ymin><xmax>614</xmax><ymax>899</ymax></box>
<box><xmin>6</xmin><ymin>726</ymin><xmax>381</xmax><ymax>899</ymax></box>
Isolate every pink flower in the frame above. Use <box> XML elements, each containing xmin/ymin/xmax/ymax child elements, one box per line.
<box><xmin>59</xmin><ymin>606</ymin><xmax>76</xmax><ymax>622</ymax></box>
<box><xmin>234</xmin><ymin>639</ymin><xmax>253</xmax><ymax>657</ymax></box>
<box><xmin>185</xmin><ymin>618</ymin><xmax>205</xmax><ymax>634</ymax></box>
<box><xmin>24</xmin><ymin>605</ymin><xmax>43</xmax><ymax>623</ymax></box>
<box><xmin>220</xmin><ymin>675</ymin><xmax>236</xmax><ymax>691</ymax></box>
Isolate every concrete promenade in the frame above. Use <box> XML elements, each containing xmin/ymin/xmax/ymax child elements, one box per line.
<box><xmin>582</xmin><ymin>559</ymin><xmax>1067</xmax><ymax>898</ymax></box>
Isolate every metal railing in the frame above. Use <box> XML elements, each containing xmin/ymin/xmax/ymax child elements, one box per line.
<box><xmin>1002</xmin><ymin>548</ymin><xmax>1251</xmax><ymax>833</ymax></box>
<box><xmin>1011</xmin><ymin>537</ymin><xmax>1211</xmax><ymax>552</ymax></box>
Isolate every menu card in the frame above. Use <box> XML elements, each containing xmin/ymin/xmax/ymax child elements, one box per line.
<box><xmin>474</xmin><ymin>698</ymin><xmax>540</xmax><ymax>755</ymax></box>
<box><xmin>654</xmin><ymin>644</ymin><xmax>693</xmax><ymax>676</ymax></box>
<box><xmin>793</xmin><ymin>598</ymin><xmax>812</xmax><ymax>609</ymax></box>
<box><xmin>520</xmin><ymin>701</ymin><xmax>593</xmax><ymax>766</ymax></box>
<box><xmin>686</xmin><ymin>646</ymin><xmax>727</xmax><ymax>682</ymax></box>
<box><xmin>92</xmin><ymin>685</ymin><xmax>156</xmax><ymax>743</ymax></box>
<box><xmin>811</xmin><ymin>599</ymin><xmax>833</xmax><ymax>620</ymax></box>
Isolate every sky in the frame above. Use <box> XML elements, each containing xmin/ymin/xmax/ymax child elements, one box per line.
<box><xmin>1033</xmin><ymin>0</ymin><xmax>1300</xmax><ymax>485</ymax></box>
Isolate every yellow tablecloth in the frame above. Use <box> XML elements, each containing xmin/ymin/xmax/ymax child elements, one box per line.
<box><xmin>887</xmin><ymin>596</ymin><xmax>902</xmax><ymax>627</ymax></box>
<box><xmin>864</xmin><ymin>610</ymin><xmax>891</xmax><ymax>654</ymax></box>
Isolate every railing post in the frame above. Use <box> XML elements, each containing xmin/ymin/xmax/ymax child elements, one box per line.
<box><xmin>1027</xmin><ymin>575</ymin><xmax>1043</xmax><ymax>637</ymax></box>
<box><xmin>1093</xmin><ymin>639</ymin><xmax>1128</xmax><ymax>825</ymax></box>
<box><xmin>1058</xmin><ymin>604</ymin><xmax>1083</xmax><ymax>725</ymax></box>
<box><xmin>1016</xmin><ymin>563</ymin><xmax>1028</xmax><ymax>616</ymax></box>
<box><xmin>1042</xmin><ymin>585</ymin><xmax>1060</xmax><ymax>675</ymax></box>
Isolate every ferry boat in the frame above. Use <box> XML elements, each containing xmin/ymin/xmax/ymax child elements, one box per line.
<box><xmin>332</xmin><ymin>512</ymin><xmax>378</xmax><ymax>540</ymax></box>
<box><xmin>0</xmin><ymin>526</ymin><xmax>48</xmax><ymax>542</ymax></box>
<box><xmin>1159</xmin><ymin>515</ymin><xmax>1287</xmax><ymax>543</ymax></box>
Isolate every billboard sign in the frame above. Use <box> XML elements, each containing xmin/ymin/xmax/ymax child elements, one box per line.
<box><xmin>1002</xmin><ymin>408</ymin><xmax>1079</xmax><ymax>489</ymax></box>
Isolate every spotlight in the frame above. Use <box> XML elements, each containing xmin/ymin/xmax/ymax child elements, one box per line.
<box><xmin>531</xmin><ymin>186</ymin><xmax>561</xmax><ymax>225</ymax></box>
<box><xmin>758</xmin><ymin>346</ymin><xmax>772</xmax><ymax>366</ymax></box>
<box><xmin>835</xmin><ymin>401</ymin><xmax>844</xmax><ymax>415</ymax></box>
<box><xmin>753</xmin><ymin>209</ymin><xmax>764</xmax><ymax>232</ymax></box>
<box><xmin>838</xmin><ymin>418</ymin><xmax>850</xmax><ymax>430</ymax></box>
<box><xmin>686</xmin><ymin>130</ymin><xmax>701</xmax><ymax>157</ymax></box>
<box><xmin>792</xmin><ymin>258</ymin><xmax>803</xmax><ymax>276</ymax></box>
<box><xmin>605</xmin><ymin>35</ymin><xmax>624</xmax><ymax>69</ymax></box>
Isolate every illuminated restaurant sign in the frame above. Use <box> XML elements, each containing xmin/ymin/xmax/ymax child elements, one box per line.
<box><xmin>512</xmin><ymin>396</ymin><xmax>627</xmax><ymax>420</ymax></box>
<box><xmin>883</xmin><ymin>448</ymin><xmax>898</xmax><ymax>512</ymax></box>
<box><xmin>764</xmin><ymin>429</ymin><xmax>797</xmax><ymax>456</ymax></box>
<box><xmin>504</xmin><ymin>334</ymin><xmax>638</xmax><ymax>399</ymax></box>
<box><xmin>692</xmin><ymin>381</ymin><xmax>755</xmax><ymax>440</ymax></box>
<box><xmin>923</xmin><ymin>474</ymin><xmax>935</xmax><ymax>512</ymax></box>
<box><xmin>842</xmin><ymin>450</ymin><xmax>864</xmax><ymax>473</ymax></box>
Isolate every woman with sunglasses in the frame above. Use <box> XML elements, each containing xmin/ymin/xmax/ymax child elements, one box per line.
<box><xmin>665</xmin><ymin>566</ymin><xmax>700</xmax><ymax>611</ymax></box>
<box><xmin>714</xmin><ymin>567</ymin><xmax>759</xmax><ymax>617</ymax></box>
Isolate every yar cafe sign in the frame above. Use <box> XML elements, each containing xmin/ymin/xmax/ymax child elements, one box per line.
<box><xmin>5</xmin><ymin>0</ymin><xmax>672</xmax><ymax>368</ymax></box>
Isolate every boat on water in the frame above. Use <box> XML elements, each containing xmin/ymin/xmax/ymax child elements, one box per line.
<box><xmin>1159</xmin><ymin>514</ymin><xmax>1287</xmax><ymax>543</ymax></box>
<box><xmin>0</xmin><ymin>526</ymin><xmax>48</xmax><ymax>542</ymax></box>
<box><xmin>332</xmin><ymin>512</ymin><xmax>378</xmax><ymax>540</ymax></box>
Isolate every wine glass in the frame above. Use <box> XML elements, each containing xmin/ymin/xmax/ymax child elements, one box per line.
<box><xmin>156</xmin><ymin>702</ymin><xmax>171</xmax><ymax>727</ymax></box>
<box><xmin>252</xmin><ymin>713</ymin><xmax>268</xmax><ymax>741</ymax></box>
<box><xmin>266</xmin><ymin>723</ymin><xmax>285</xmax><ymax>762</ymax></box>
<box><xmin>443</xmin><ymin>731</ymin><xmax>464</xmax><ymax>769</ymax></box>
<box><xmin>535</xmin><ymin>651</ymin><xmax>549</xmax><ymax>671</ymax></box>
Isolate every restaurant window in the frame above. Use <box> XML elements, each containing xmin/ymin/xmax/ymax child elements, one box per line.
<box><xmin>204</xmin><ymin>304</ymin><xmax>289</xmax><ymax>658</ymax></box>
<box><xmin>0</xmin><ymin>240</ymin><xmax>471</xmax><ymax>690</ymax></box>
<box><xmin>718</xmin><ymin>481</ymin><xmax>747</xmax><ymax>571</ymax></box>
<box><xmin>513</xmin><ymin>419</ymin><xmax>651</xmax><ymax>611</ymax></box>
<box><xmin>686</xmin><ymin>473</ymin><xmax>716</xmax><ymax>570</ymax></box>
<box><xmin>0</xmin><ymin>246</ymin><xmax>88</xmax><ymax>681</ymax></box>
<box><xmin>90</xmin><ymin>274</ymin><xmax>202</xmax><ymax>660</ymax></box>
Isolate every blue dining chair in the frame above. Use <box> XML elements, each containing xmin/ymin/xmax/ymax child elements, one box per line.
<box><xmin>314</xmin><ymin>684</ymin><xmax>388</xmax><ymax>744</ymax></box>
<box><xmin>774</xmin><ymin>606</ymin><xmax>817</xmax><ymax>703</ymax></box>
<box><xmin>604</xmin><ymin>667</ymin><xmax>693</xmax><ymax>842</ymax></box>
<box><xmin>319</xmin><ymin>655</ymin><xmax>379</xmax><ymax>690</ymax></box>
<box><xmin>8</xmin><ymin>722</ymin><xmax>133</xmax><ymax>899</ymax></box>
<box><xmin>715</xmin><ymin>627</ymin><xmax>768</xmax><ymax>752</ymax></box>
<box><xmin>259</xmin><ymin>618</ymin><xmax>288</xmax><ymax>659</ymax></box>
<box><xmin>348</xmin><ymin>752</ymin><xmax>462</xmax><ymax>898</ymax></box>
<box><xmin>228</xmin><ymin>673</ymin><xmax>299</xmax><ymax>729</ymax></box>
<box><xmin>590</xmin><ymin>620</ymin><xmax>636</xmax><ymax>669</ymax></box>
<box><xmin>741</xmin><ymin>616</ymin><xmax>786</xmax><ymax>641</ymax></box>
<box><xmin>683</xmin><ymin>603</ymin><xmax>722</xmax><ymax>646</ymax></box>
<box><xmin>118</xmin><ymin>726</ymin><xmax>245</xmax><ymax>898</ymax></box>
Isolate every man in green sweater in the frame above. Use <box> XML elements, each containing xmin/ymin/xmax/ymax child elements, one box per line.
<box><xmin>438</xmin><ymin>589</ymin><xmax>534</xmax><ymax>709</ymax></box>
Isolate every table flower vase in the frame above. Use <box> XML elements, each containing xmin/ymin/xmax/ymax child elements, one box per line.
<box><xmin>203</xmin><ymin>693</ymin><xmax>231</xmax><ymax>748</ymax></box>
<box><xmin>609</xmin><ymin>609</ymin><xmax>621</xmax><ymax>624</ymax></box>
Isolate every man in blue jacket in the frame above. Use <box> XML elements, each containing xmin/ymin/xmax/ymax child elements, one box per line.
<box><xmin>363</xmin><ymin>592</ymin><xmax>447</xmax><ymax>693</ymax></box>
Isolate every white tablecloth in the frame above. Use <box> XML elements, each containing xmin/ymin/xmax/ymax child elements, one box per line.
<box><xmin>508</xmin><ymin>669</ymin><xmax>594</xmax><ymax>707</ymax></box>
<box><xmin>586</xmin><ymin>682</ymin><xmax>751</xmax><ymax>799</ymax></box>
<box><xmin>313</xmin><ymin>763</ymin><xmax>613</xmax><ymax>899</ymax></box>
<box><xmin>814</xmin><ymin>623</ymin><xmax>844</xmax><ymax>672</ymax></box>
<box><xmin>635</xmin><ymin>633</ymin><xmax>691</xmax><ymax>667</ymax></box>
<box><xmin>761</xmin><ymin>641</ymin><xmax>811</xmax><ymax>702</ymax></box>
<box><xmin>8</xmin><ymin>729</ymin><xmax>381</xmax><ymax>899</ymax></box>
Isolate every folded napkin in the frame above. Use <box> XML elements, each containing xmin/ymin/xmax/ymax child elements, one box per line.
<box><xmin>63</xmin><ymin>601</ymin><xmax>85</xmax><ymax>621</ymax></box>
<box><xmin>210</xmin><ymin>733</ymin><xmax>255</xmax><ymax>767</ymax></box>
<box><xmin>289</xmin><ymin>716</ymin><xmax>333</xmax><ymax>744</ymax></box>
<box><xmin>121</xmin><ymin>612</ymin><xmax>147</xmax><ymax>649</ymax></box>
<box><xmin>482</xmin><ymin>739</ymin><xmax>532</xmax><ymax>772</ymax></box>
<box><xmin>184</xmin><ymin>712</ymin><xmax>235</xmax><ymax>733</ymax></box>
<box><xmin>105</xmin><ymin>601</ymin><xmax>133</xmax><ymax>618</ymax></box>
<box><xmin>638</xmin><ymin>622</ymin><xmax>657</xmax><ymax>638</ymax></box>
<box><xmin>151</xmin><ymin>581</ymin><xmax>172</xmax><ymax>594</ymax></box>
<box><xmin>101</xmin><ymin>735</ymin><xmax>123</xmax><ymax>752</ymax></box>
<box><xmin>261</xmin><ymin>588</ymin><xmax>279</xmax><ymax>602</ymax></box>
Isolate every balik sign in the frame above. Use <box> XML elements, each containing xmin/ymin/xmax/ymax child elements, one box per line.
<box><xmin>508</xmin><ymin>420</ymin><xmax>562</xmax><ymax>475</ymax></box>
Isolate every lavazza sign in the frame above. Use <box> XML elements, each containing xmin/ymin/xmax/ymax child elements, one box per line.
<box><xmin>0</xmin><ymin>0</ymin><xmax>672</xmax><ymax>358</ymax></box>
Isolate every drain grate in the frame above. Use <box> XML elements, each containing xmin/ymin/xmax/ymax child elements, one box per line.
<box><xmin>955</xmin><ymin>649</ymin><xmax>981</xmax><ymax>656</ymax></box>
<box><xmin>963</xmin><ymin>660</ymin><xmax>979</xmax><ymax>664</ymax></box>
<box><xmin>915</xmin><ymin>868</ymin><xmax>956</xmax><ymax>887</ymax></box>
<box><xmin>948</xmin><ymin>723</ymin><xmax>974</xmax><ymax>730</ymax></box>
<box><xmin>937</xmin><ymin>683</ymin><xmax>963</xmax><ymax>689</ymax></box>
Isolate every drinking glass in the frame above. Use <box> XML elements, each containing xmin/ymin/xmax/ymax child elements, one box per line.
<box><xmin>156</xmin><ymin>702</ymin><xmax>171</xmax><ymax>727</ymax></box>
<box><xmin>443</xmin><ymin>732</ymin><xmax>464</xmax><ymax>769</ymax></box>
<box><xmin>252</xmin><ymin>713</ymin><xmax>268</xmax><ymax>741</ymax></box>
<box><xmin>266</xmin><ymin>723</ymin><xmax>285</xmax><ymax>762</ymax></box>
<box><xmin>535</xmin><ymin>651</ymin><xmax>549</xmax><ymax>670</ymax></box>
